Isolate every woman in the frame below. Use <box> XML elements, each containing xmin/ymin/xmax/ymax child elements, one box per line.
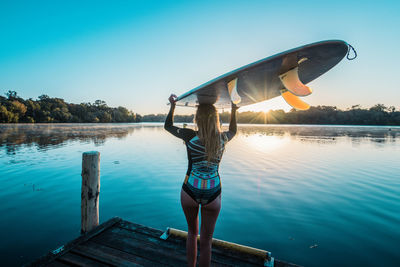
<box><xmin>164</xmin><ymin>94</ymin><xmax>238</xmax><ymax>267</ymax></box>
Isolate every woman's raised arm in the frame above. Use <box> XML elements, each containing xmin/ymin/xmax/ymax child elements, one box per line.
<box><xmin>164</xmin><ymin>94</ymin><xmax>195</xmax><ymax>141</ymax></box>
<box><xmin>224</xmin><ymin>103</ymin><xmax>238</xmax><ymax>141</ymax></box>
<box><xmin>164</xmin><ymin>94</ymin><xmax>177</xmax><ymax>131</ymax></box>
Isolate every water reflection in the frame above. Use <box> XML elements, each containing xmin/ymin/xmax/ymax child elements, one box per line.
<box><xmin>244</xmin><ymin>135</ymin><xmax>290</xmax><ymax>152</ymax></box>
<box><xmin>238</xmin><ymin>125</ymin><xmax>399</xmax><ymax>147</ymax></box>
<box><xmin>238</xmin><ymin>124</ymin><xmax>399</xmax><ymax>138</ymax></box>
<box><xmin>0</xmin><ymin>123</ymin><xmax>140</xmax><ymax>155</ymax></box>
<box><xmin>0</xmin><ymin>123</ymin><xmax>398</xmax><ymax>155</ymax></box>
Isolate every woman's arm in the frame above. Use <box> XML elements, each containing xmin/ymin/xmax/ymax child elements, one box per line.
<box><xmin>225</xmin><ymin>103</ymin><xmax>238</xmax><ymax>141</ymax></box>
<box><xmin>164</xmin><ymin>103</ymin><xmax>176</xmax><ymax>131</ymax></box>
<box><xmin>229</xmin><ymin>103</ymin><xmax>238</xmax><ymax>134</ymax></box>
<box><xmin>164</xmin><ymin>94</ymin><xmax>195</xmax><ymax>141</ymax></box>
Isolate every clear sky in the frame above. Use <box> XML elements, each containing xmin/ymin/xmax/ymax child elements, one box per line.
<box><xmin>1</xmin><ymin>0</ymin><xmax>399</xmax><ymax>115</ymax></box>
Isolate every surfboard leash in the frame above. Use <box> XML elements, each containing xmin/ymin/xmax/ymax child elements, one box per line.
<box><xmin>346</xmin><ymin>43</ymin><xmax>357</xmax><ymax>60</ymax></box>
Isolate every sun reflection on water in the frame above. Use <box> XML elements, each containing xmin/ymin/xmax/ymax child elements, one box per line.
<box><xmin>242</xmin><ymin>134</ymin><xmax>289</xmax><ymax>153</ymax></box>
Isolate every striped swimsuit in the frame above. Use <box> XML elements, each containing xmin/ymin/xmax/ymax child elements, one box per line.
<box><xmin>164</xmin><ymin>111</ymin><xmax>235</xmax><ymax>205</ymax></box>
<box><xmin>182</xmin><ymin>135</ymin><xmax>225</xmax><ymax>205</ymax></box>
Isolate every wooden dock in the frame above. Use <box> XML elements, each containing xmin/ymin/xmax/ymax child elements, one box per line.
<box><xmin>26</xmin><ymin>217</ymin><xmax>301</xmax><ymax>267</ymax></box>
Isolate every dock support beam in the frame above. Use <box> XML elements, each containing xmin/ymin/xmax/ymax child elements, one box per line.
<box><xmin>81</xmin><ymin>151</ymin><xmax>100</xmax><ymax>234</ymax></box>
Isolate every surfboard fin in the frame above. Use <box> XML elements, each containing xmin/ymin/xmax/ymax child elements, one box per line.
<box><xmin>227</xmin><ymin>78</ymin><xmax>241</xmax><ymax>104</ymax></box>
<box><xmin>279</xmin><ymin>67</ymin><xmax>312</xmax><ymax>96</ymax></box>
<box><xmin>280</xmin><ymin>89</ymin><xmax>310</xmax><ymax>110</ymax></box>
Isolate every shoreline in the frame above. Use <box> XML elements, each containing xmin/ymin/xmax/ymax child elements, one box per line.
<box><xmin>1</xmin><ymin>122</ymin><xmax>399</xmax><ymax>127</ymax></box>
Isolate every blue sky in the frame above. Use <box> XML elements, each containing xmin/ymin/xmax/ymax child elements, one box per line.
<box><xmin>1</xmin><ymin>0</ymin><xmax>399</xmax><ymax>114</ymax></box>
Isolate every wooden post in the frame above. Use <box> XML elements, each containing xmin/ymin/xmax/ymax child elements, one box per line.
<box><xmin>81</xmin><ymin>151</ymin><xmax>100</xmax><ymax>234</ymax></box>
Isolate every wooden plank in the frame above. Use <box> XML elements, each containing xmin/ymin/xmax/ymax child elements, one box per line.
<box><xmin>72</xmin><ymin>240</ymin><xmax>159</xmax><ymax>267</ymax></box>
<box><xmin>91</xmin><ymin>227</ymin><xmax>187</xmax><ymax>266</ymax></box>
<box><xmin>122</xmin><ymin>221</ymin><xmax>299</xmax><ymax>267</ymax></box>
<box><xmin>58</xmin><ymin>252</ymin><xmax>110</xmax><ymax>267</ymax></box>
<box><xmin>112</xmin><ymin>228</ymin><xmax>240</xmax><ymax>267</ymax></box>
<box><xmin>166</xmin><ymin>228</ymin><xmax>270</xmax><ymax>260</ymax></box>
<box><xmin>118</xmin><ymin>222</ymin><xmax>261</xmax><ymax>266</ymax></box>
<box><xmin>114</xmin><ymin>223</ymin><xmax>259</xmax><ymax>266</ymax></box>
<box><xmin>120</xmin><ymin>226</ymin><xmax>244</xmax><ymax>266</ymax></box>
<box><xmin>109</xmin><ymin>227</ymin><xmax>250</xmax><ymax>266</ymax></box>
<box><xmin>117</xmin><ymin>220</ymin><xmax>263</xmax><ymax>266</ymax></box>
<box><xmin>24</xmin><ymin>217</ymin><xmax>122</xmax><ymax>267</ymax></box>
<box><xmin>112</xmin><ymin>226</ymin><xmax>186</xmax><ymax>254</ymax></box>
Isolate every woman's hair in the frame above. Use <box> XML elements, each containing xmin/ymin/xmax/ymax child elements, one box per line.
<box><xmin>195</xmin><ymin>104</ymin><xmax>226</xmax><ymax>162</ymax></box>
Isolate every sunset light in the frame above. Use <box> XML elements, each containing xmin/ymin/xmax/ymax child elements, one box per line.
<box><xmin>239</xmin><ymin>97</ymin><xmax>293</xmax><ymax>113</ymax></box>
<box><xmin>243</xmin><ymin>134</ymin><xmax>289</xmax><ymax>153</ymax></box>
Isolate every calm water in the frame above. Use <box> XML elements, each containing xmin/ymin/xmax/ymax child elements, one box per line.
<box><xmin>0</xmin><ymin>123</ymin><xmax>399</xmax><ymax>266</ymax></box>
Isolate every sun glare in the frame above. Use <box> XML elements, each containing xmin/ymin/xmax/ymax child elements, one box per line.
<box><xmin>243</xmin><ymin>134</ymin><xmax>289</xmax><ymax>153</ymax></box>
<box><xmin>239</xmin><ymin>97</ymin><xmax>292</xmax><ymax>113</ymax></box>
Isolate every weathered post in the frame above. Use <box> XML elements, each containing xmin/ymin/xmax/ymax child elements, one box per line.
<box><xmin>81</xmin><ymin>151</ymin><xmax>100</xmax><ymax>234</ymax></box>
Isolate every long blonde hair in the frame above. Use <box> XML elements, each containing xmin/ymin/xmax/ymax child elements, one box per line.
<box><xmin>195</xmin><ymin>104</ymin><xmax>226</xmax><ymax>162</ymax></box>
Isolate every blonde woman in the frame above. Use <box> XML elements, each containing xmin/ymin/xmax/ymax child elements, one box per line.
<box><xmin>164</xmin><ymin>94</ymin><xmax>238</xmax><ymax>267</ymax></box>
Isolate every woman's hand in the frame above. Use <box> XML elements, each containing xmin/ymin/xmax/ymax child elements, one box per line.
<box><xmin>231</xmin><ymin>102</ymin><xmax>239</xmax><ymax>112</ymax></box>
<box><xmin>168</xmin><ymin>94</ymin><xmax>177</xmax><ymax>106</ymax></box>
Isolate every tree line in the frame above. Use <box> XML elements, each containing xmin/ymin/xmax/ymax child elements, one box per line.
<box><xmin>141</xmin><ymin>104</ymin><xmax>400</xmax><ymax>126</ymax></box>
<box><xmin>0</xmin><ymin>91</ymin><xmax>139</xmax><ymax>123</ymax></box>
<box><xmin>219</xmin><ymin>104</ymin><xmax>400</xmax><ymax>125</ymax></box>
<box><xmin>1</xmin><ymin>91</ymin><xmax>399</xmax><ymax>125</ymax></box>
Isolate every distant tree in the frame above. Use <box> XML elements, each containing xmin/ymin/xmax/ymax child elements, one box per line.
<box><xmin>11</xmin><ymin>101</ymin><xmax>27</xmax><ymax>114</ymax></box>
<box><xmin>6</xmin><ymin>90</ymin><xmax>18</xmax><ymax>100</ymax></box>
<box><xmin>135</xmin><ymin>113</ymin><xmax>142</xmax><ymax>122</ymax></box>
<box><xmin>25</xmin><ymin>99</ymin><xmax>41</xmax><ymax>122</ymax></box>
<box><xmin>97</xmin><ymin>110</ymin><xmax>112</xmax><ymax>123</ymax></box>
<box><xmin>369</xmin><ymin>104</ymin><xmax>387</xmax><ymax>113</ymax></box>
<box><xmin>5</xmin><ymin>100</ymin><xmax>27</xmax><ymax>122</ymax></box>
<box><xmin>52</xmin><ymin>107</ymin><xmax>72</xmax><ymax>122</ymax></box>
<box><xmin>38</xmin><ymin>94</ymin><xmax>50</xmax><ymax>101</ymax></box>
<box><xmin>0</xmin><ymin>105</ymin><xmax>12</xmax><ymax>122</ymax></box>
<box><xmin>94</xmin><ymin>100</ymin><xmax>107</xmax><ymax>108</ymax></box>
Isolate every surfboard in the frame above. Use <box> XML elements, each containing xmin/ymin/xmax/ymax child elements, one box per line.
<box><xmin>175</xmin><ymin>40</ymin><xmax>355</xmax><ymax>110</ymax></box>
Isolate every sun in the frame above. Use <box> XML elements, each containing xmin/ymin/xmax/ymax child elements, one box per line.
<box><xmin>239</xmin><ymin>97</ymin><xmax>292</xmax><ymax>113</ymax></box>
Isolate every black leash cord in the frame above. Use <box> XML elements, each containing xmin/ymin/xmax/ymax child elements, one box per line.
<box><xmin>347</xmin><ymin>43</ymin><xmax>357</xmax><ymax>60</ymax></box>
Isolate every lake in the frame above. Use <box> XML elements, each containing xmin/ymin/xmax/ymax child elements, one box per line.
<box><xmin>0</xmin><ymin>123</ymin><xmax>399</xmax><ymax>266</ymax></box>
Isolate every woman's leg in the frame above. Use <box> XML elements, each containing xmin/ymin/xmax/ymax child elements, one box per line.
<box><xmin>181</xmin><ymin>188</ymin><xmax>200</xmax><ymax>267</ymax></box>
<box><xmin>199</xmin><ymin>193</ymin><xmax>221</xmax><ymax>267</ymax></box>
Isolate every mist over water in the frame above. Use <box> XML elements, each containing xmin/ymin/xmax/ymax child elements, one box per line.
<box><xmin>0</xmin><ymin>123</ymin><xmax>399</xmax><ymax>266</ymax></box>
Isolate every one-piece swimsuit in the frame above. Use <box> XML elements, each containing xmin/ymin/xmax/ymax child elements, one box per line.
<box><xmin>164</xmin><ymin>110</ymin><xmax>235</xmax><ymax>205</ymax></box>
